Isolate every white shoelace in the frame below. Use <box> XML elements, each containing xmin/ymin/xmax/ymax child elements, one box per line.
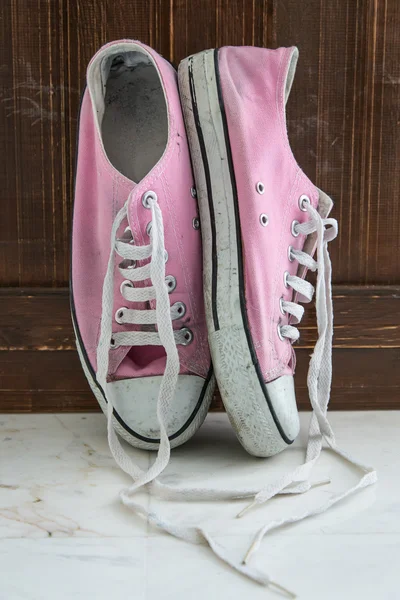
<box><xmin>238</xmin><ymin>203</ymin><xmax>378</xmax><ymax>569</ymax></box>
<box><xmin>96</xmin><ymin>194</ymin><xmax>179</xmax><ymax>493</ymax></box>
<box><xmin>96</xmin><ymin>192</ymin><xmax>288</xmax><ymax>593</ymax></box>
<box><xmin>96</xmin><ymin>194</ymin><xmax>377</xmax><ymax>598</ymax></box>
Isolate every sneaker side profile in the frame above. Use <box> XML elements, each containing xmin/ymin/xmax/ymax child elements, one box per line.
<box><xmin>179</xmin><ymin>46</ymin><xmax>327</xmax><ymax>456</ymax></box>
<box><xmin>178</xmin><ymin>46</ymin><xmax>376</xmax><ymax>587</ymax></box>
<box><xmin>71</xmin><ymin>40</ymin><xmax>215</xmax><ymax>452</ymax></box>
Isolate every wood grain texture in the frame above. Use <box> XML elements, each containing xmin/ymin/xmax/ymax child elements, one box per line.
<box><xmin>0</xmin><ymin>1</ymin><xmax>399</xmax><ymax>412</ymax></box>
<box><xmin>0</xmin><ymin>0</ymin><xmax>399</xmax><ymax>286</ymax></box>
<box><xmin>1</xmin><ymin>286</ymin><xmax>399</xmax><ymax>351</ymax></box>
<box><xmin>0</xmin><ymin>287</ymin><xmax>399</xmax><ymax>412</ymax></box>
<box><xmin>1</xmin><ymin>348</ymin><xmax>399</xmax><ymax>413</ymax></box>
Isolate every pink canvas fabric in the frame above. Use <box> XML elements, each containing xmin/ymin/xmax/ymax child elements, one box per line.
<box><xmin>218</xmin><ymin>45</ymin><xmax>319</xmax><ymax>382</ymax></box>
<box><xmin>72</xmin><ymin>40</ymin><xmax>210</xmax><ymax>383</ymax></box>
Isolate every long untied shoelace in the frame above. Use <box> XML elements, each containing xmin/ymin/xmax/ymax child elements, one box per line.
<box><xmin>96</xmin><ymin>194</ymin><xmax>377</xmax><ymax>598</ymax></box>
<box><xmin>239</xmin><ymin>204</ymin><xmax>378</xmax><ymax>567</ymax></box>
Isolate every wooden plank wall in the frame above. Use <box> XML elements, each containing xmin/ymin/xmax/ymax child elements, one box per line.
<box><xmin>0</xmin><ymin>0</ymin><xmax>399</xmax><ymax>412</ymax></box>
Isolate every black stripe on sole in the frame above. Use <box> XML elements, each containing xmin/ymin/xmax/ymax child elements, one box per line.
<box><xmin>187</xmin><ymin>56</ymin><xmax>220</xmax><ymax>331</ymax></box>
<box><xmin>210</xmin><ymin>48</ymin><xmax>294</xmax><ymax>445</ymax></box>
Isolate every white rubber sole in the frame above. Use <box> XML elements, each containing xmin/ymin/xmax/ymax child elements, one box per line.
<box><xmin>178</xmin><ymin>50</ymin><xmax>298</xmax><ymax>457</ymax></box>
<box><xmin>71</xmin><ymin>309</ymin><xmax>215</xmax><ymax>451</ymax></box>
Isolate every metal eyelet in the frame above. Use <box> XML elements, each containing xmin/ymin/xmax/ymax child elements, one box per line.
<box><xmin>165</xmin><ymin>275</ymin><xmax>176</xmax><ymax>293</ymax></box>
<box><xmin>146</xmin><ymin>221</ymin><xmax>153</xmax><ymax>236</ymax></box>
<box><xmin>164</xmin><ymin>250</ymin><xmax>169</xmax><ymax>263</ymax></box>
<box><xmin>291</xmin><ymin>220</ymin><xmax>300</xmax><ymax>237</ymax></box>
<box><xmin>191</xmin><ymin>187</ymin><xmax>197</xmax><ymax>198</ymax></box>
<box><xmin>259</xmin><ymin>213</ymin><xmax>269</xmax><ymax>227</ymax></box>
<box><xmin>299</xmin><ymin>194</ymin><xmax>311</xmax><ymax>212</ymax></box>
<box><xmin>192</xmin><ymin>217</ymin><xmax>200</xmax><ymax>230</ymax></box>
<box><xmin>115</xmin><ymin>307</ymin><xmax>127</xmax><ymax>324</ymax></box>
<box><xmin>279</xmin><ymin>297</ymin><xmax>285</xmax><ymax>315</ymax></box>
<box><xmin>173</xmin><ymin>301</ymin><xmax>186</xmax><ymax>318</ymax></box>
<box><xmin>142</xmin><ymin>190</ymin><xmax>157</xmax><ymax>208</ymax></box>
<box><xmin>180</xmin><ymin>327</ymin><xmax>193</xmax><ymax>346</ymax></box>
<box><xmin>120</xmin><ymin>280</ymin><xmax>133</xmax><ymax>295</ymax></box>
<box><xmin>283</xmin><ymin>271</ymin><xmax>290</xmax><ymax>288</ymax></box>
<box><xmin>119</xmin><ymin>259</ymin><xmax>137</xmax><ymax>270</ymax></box>
<box><xmin>256</xmin><ymin>181</ymin><xmax>265</xmax><ymax>195</ymax></box>
<box><xmin>288</xmin><ymin>245</ymin><xmax>294</xmax><ymax>262</ymax></box>
<box><xmin>110</xmin><ymin>336</ymin><xmax>117</xmax><ymax>349</ymax></box>
<box><xmin>277</xmin><ymin>324</ymin><xmax>285</xmax><ymax>342</ymax></box>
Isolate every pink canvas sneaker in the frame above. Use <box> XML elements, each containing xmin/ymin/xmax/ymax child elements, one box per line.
<box><xmin>179</xmin><ymin>46</ymin><xmax>330</xmax><ymax>457</ymax></box>
<box><xmin>71</xmin><ymin>40</ymin><xmax>215</xmax><ymax>458</ymax></box>
<box><xmin>70</xmin><ymin>41</ymin><xmax>291</xmax><ymax>593</ymax></box>
<box><xmin>178</xmin><ymin>47</ymin><xmax>376</xmax><ymax>579</ymax></box>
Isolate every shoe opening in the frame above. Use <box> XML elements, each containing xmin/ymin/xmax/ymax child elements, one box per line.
<box><xmin>88</xmin><ymin>46</ymin><xmax>168</xmax><ymax>182</ymax></box>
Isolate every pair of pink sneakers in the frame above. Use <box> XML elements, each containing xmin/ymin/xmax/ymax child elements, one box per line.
<box><xmin>71</xmin><ymin>40</ymin><xmax>376</xmax><ymax>592</ymax></box>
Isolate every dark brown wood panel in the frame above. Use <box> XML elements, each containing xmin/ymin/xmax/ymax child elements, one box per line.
<box><xmin>0</xmin><ymin>286</ymin><xmax>399</xmax><ymax>412</ymax></box>
<box><xmin>276</xmin><ymin>0</ymin><xmax>400</xmax><ymax>284</ymax></box>
<box><xmin>0</xmin><ymin>1</ymin><xmax>19</xmax><ymax>284</ymax></box>
<box><xmin>1</xmin><ymin>286</ymin><xmax>399</xmax><ymax>352</ymax></box>
<box><xmin>1</xmin><ymin>347</ymin><xmax>399</xmax><ymax>413</ymax></box>
<box><xmin>1</xmin><ymin>0</ymin><xmax>399</xmax><ymax>287</ymax></box>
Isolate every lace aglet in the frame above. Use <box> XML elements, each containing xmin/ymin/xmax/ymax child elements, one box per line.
<box><xmin>236</xmin><ymin>499</ymin><xmax>257</xmax><ymax>518</ymax></box>
<box><xmin>268</xmin><ymin>579</ymin><xmax>297</xmax><ymax>599</ymax></box>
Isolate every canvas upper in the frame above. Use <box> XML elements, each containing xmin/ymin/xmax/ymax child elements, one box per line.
<box><xmin>217</xmin><ymin>45</ymin><xmax>332</xmax><ymax>384</ymax></box>
<box><xmin>71</xmin><ymin>40</ymin><xmax>213</xmax><ymax>448</ymax></box>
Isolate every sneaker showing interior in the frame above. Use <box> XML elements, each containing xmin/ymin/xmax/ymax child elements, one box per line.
<box><xmin>73</xmin><ymin>40</ymin><xmax>296</xmax><ymax>595</ymax></box>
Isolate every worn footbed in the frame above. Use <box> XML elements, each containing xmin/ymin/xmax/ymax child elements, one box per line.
<box><xmin>102</xmin><ymin>58</ymin><xmax>168</xmax><ymax>183</ymax></box>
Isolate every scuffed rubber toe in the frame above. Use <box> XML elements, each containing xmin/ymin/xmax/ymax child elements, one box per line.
<box><xmin>106</xmin><ymin>374</ymin><xmax>214</xmax><ymax>449</ymax></box>
<box><xmin>265</xmin><ymin>375</ymin><xmax>300</xmax><ymax>443</ymax></box>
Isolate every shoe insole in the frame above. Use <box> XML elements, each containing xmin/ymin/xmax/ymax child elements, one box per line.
<box><xmin>102</xmin><ymin>60</ymin><xmax>168</xmax><ymax>182</ymax></box>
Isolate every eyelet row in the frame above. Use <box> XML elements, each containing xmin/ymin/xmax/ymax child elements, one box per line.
<box><xmin>112</xmin><ymin>190</ymin><xmax>194</xmax><ymax>348</ymax></box>
<box><xmin>142</xmin><ymin>190</ymin><xmax>174</xmax><ymax>288</ymax></box>
<box><xmin>277</xmin><ymin>194</ymin><xmax>311</xmax><ymax>343</ymax></box>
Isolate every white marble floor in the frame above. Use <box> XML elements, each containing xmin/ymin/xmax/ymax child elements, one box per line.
<box><xmin>0</xmin><ymin>411</ymin><xmax>398</xmax><ymax>600</ymax></box>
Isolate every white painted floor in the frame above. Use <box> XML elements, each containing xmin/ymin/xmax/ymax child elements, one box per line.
<box><xmin>0</xmin><ymin>411</ymin><xmax>398</xmax><ymax>600</ymax></box>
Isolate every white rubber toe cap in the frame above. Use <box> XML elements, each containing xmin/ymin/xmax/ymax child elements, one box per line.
<box><xmin>106</xmin><ymin>374</ymin><xmax>213</xmax><ymax>448</ymax></box>
<box><xmin>265</xmin><ymin>374</ymin><xmax>300</xmax><ymax>442</ymax></box>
